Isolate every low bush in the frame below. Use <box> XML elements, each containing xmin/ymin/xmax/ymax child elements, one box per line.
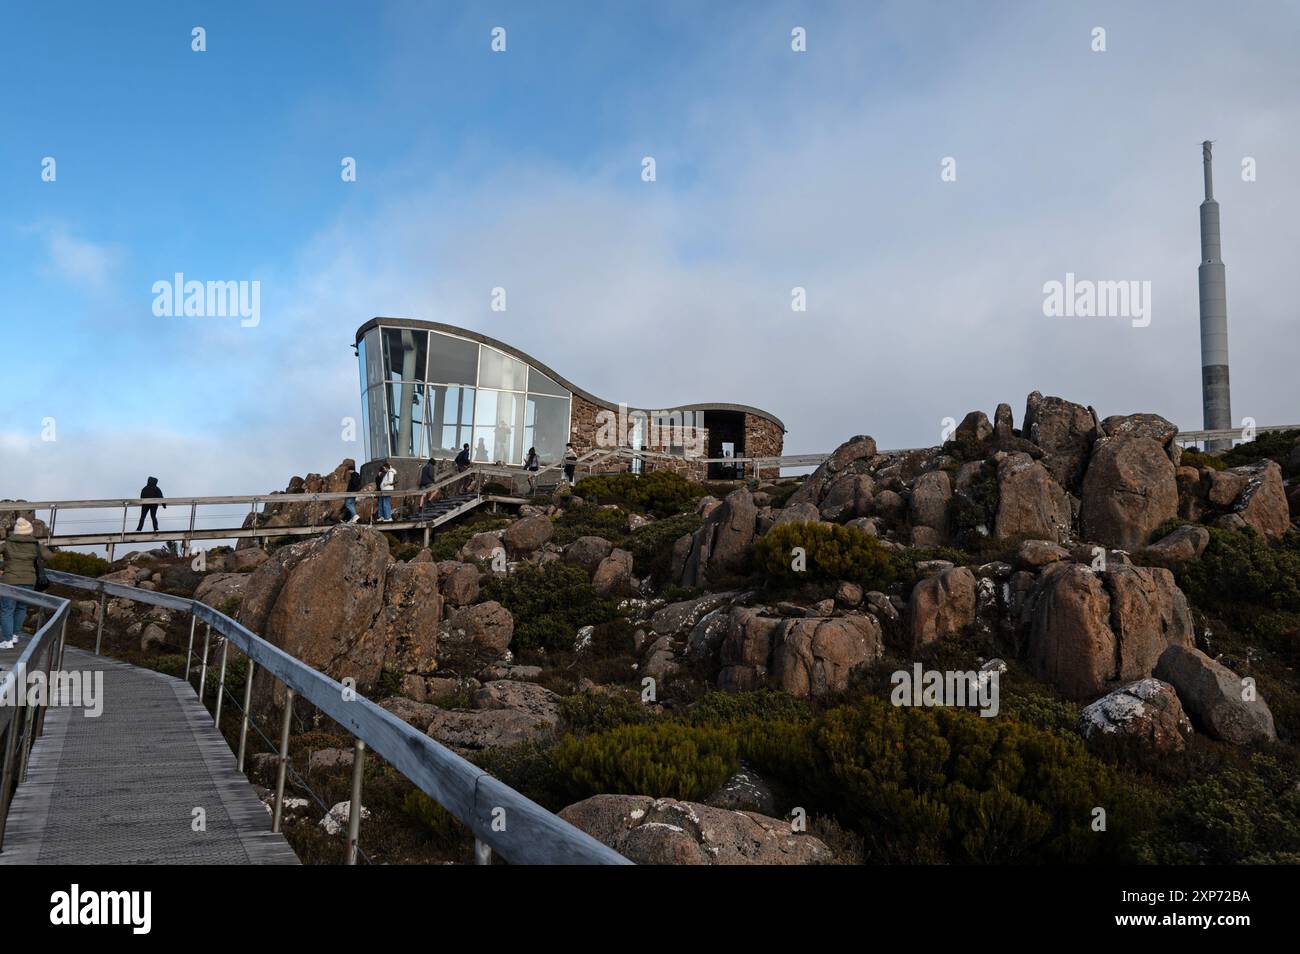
<box><xmin>628</xmin><ymin>512</ymin><xmax>702</xmax><ymax>583</ymax></box>
<box><xmin>1221</xmin><ymin>429</ymin><xmax>1300</xmax><ymax>476</ymax></box>
<box><xmin>754</xmin><ymin>521</ymin><xmax>896</xmax><ymax>590</ymax></box>
<box><xmin>572</xmin><ymin>470</ymin><xmax>699</xmax><ymax>518</ymax></box>
<box><xmin>481</xmin><ymin>562</ymin><xmax>620</xmax><ymax>653</ymax></box>
<box><xmin>1172</xmin><ymin>527</ymin><xmax>1300</xmax><ymax>612</ymax></box>
<box><xmin>551</xmin><ymin>722</ymin><xmax>739</xmax><ymax>802</ymax></box>
<box><xmin>46</xmin><ymin>550</ymin><xmax>110</xmax><ymax>577</ymax></box>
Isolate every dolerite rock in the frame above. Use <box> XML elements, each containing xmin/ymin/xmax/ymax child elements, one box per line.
<box><xmin>1076</xmin><ymin>678</ymin><xmax>1192</xmax><ymax>756</ymax></box>
<box><xmin>954</xmin><ymin>410</ymin><xmax>993</xmax><ymax>445</ymax></box>
<box><xmin>1143</xmin><ymin>525</ymin><xmax>1210</xmax><ymax>564</ymax></box>
<box><xmin>679</xmin><ymin>487</ymin><xmax>757</xmax><ymax>588</ymax></box>
<box><xmin>705</xmin><ymin>765</ymin><xmax>777</xmax><ymax>816</ymax></box>
<box><xmin>716</xmin><ymin>607</ymin><xmax>786</xmax><ymax>692</ymax></box>
<box><xmin>1079</xmin><ymin>436</ymin><xmax>1178</xmax><ymax>550</ymax></box>
<box><xmin>372</xmin><ymin>561</ymin><xmax>441</xmax><ymax>674</ymax></box>
<box><xmin>785</xmin><ymin>435</ymin><xmax>878</xmax><ymax>510</ymax></box>
<box><xmin>651</xmin><ymin>592</ymin><xmax>736</xmax><ymax>637</ymax></box>
<box><xmin>770</xmin><ymin>502</ymin><xmax>822</xmax><ymax>529</ymax></box>
<box><xmin>457</xmin><ymin>530</ymin><xmax>504</xmax><ymax>563</ymax></box>
<box><xmin>1154</xmin><ymin>645</ymin><xmax>1276</xmax><ymax>744</ymax></box>
<box><xmin>1022</xmin><ymin>392</ymin><xmax>1097</xmax><ymax>490</ymax></box>
<box><xmin>1101</xmin><ymin>413</ymin><xmax>1181</xmax><ymax>463</ymax></box>
<box><xmin>771</xmin><ymin>615</ymin><xmax>882</xmax><ymax>697</ymax></box>
<box><xmin>907</xmin><ymin>566</ymin><xmax>977</xmax><ymax>651</ymax></box>
<box><xmin>992</xmin><ymin>453</ymin><xmax>1071</xmax><ymax>543</ymax></box>
<box><xmin>1227</xmin><ymin>461</ymin><xmax>1291</xmax><ymax>539</ymax></box>
<box><xmin>564</xmin><ymin>535</ymin><xmax>614</xmax><ymax>570</ymax></box>
<box><xmin>435</xmin><ymin>561</ymin><xmax>481</xmax><ymax>607</ymax></box>
<box><xmin>443</xmin><ymin>601</ymin><xmax>514</xmax><ymax>654</ymax></box>
<box><xmin>501</xmin><ymin>514</ymin><xmax>554</xmax><ymax>553</ymax></box>
<box><xmin>909</xmin><ymin>470</ymin><xmax>952</xmax><ymax>539</ymax></box>
<box><xmin>817</xmin><ymin>475</ymin><xmax>875</xmax><ymax>522</ymax></box>
<box><xmin>558</xmin><ymin>795</ymin><xmax>834</xmax><ymax>865</ymax></box>
<box><xmin>1015</xmin><ymin>539</ymin><xmax>1070</xmax><ymax>570</ymax></box>
<box><xmin>592</xmin><ymin>548</ymin><xmax>634</xmax><ymax>594</ymax></box>
<box><xmin>140</xmin><ymin>623</ymin><xmax>167</xmax><ymax>652</ymax></box>
<box><xmin>1023</xmin><ymin>564</ymin><xmax>1193</xmax><ymax>700</ymax></box>
<box><xmin>194</xmin><ymin>572</ymin><xmax>248</xmax><ymax>610</ymax></box>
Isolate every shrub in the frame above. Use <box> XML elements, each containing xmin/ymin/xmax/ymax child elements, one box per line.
<box><xmin>628</xmin><ymin>512</ymin><xmax>702</xmax><ymax>583</ymax></box>
<box><xmin>1172</xmin><ymin>527</ymin><xmax>1300</xmax><ymax>612</ymax></box>
<box><xmin>551</xmin><ymin>722</ymin><xmax>739</xmax><ymax>802</ymax></box>
<box><xmin>481</xmin><ymin>562</ymin><xmax>620</xmax><ymax>653</ymax></box>
<box><xmin>1221</xmin><ymin>429</ymin><xmax>1300</xmax><ymax>475</ymax></box>
<box><xmin>948</xmin><ymin>461</ymin><xmax>1000</xmax><ymax>547</ymax></box>
<box><xmin>1179</xmin><ymin>448</ymin><xmax>1225</xmax><ymax>471</ymax></box>
<box><xmin>754</xmin><ymin>521</ymin><xmax>896</xmax><ymax>590</ymax></box>
<box><xmin>572</xmin><ymin>471</ymin><xmax>699</xmax><ymax>517</ymax></box>
<box><xmin>426</xmin><ymin>516</ymin><xmax>510</xmax><ymax>561</ymax></box>
<box><xmin>683</xmin><ymin>688</ymin><xmax>813</xmax><ymax>727</ymax></box>
<box><xmin>46</xmin><ymin>550</ymin><xmax>109</xmax><ymax>577</ymax></box>
<box><xmin>560</xmin><ymin>691</ymin><xmax>658</xmax><ymax>735</ymax></box>
<box><xmin>401</xmin><ymin>790</ymin><xmax>470</xmax><ymax>847</ymax></box>
<box><xmin>550</xmin><ymin>505</ymin><xmax>629</xmax><ymax>547</ymax></box>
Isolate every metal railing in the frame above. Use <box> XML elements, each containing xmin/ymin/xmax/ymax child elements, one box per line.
<box><xmin>0</xmin><ymin>584</ymin><xmax>71</xmax><ymax>853</ymax></box>
<box><xmin>41</xmin><ymin>569</ymin><xmax>630</xmax><ymax>865</ymax></box>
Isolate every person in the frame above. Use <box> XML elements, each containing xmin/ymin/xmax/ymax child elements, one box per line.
<box><xmin>524</xmin><ymin>446</ymin><xmax>540</xmax><ymax>493</ymax></box>
<box><xmin>0</xmin><ymin>517</ymin><xmax>56</xmax><ymax>648</ymax></box>
<box><xmin>563</xmin><ymin>443</ymin><xmax>578</xmax><ymax>483</ymax></box>
<box><xmin>454</xmin><ymin>443</ymin><xmax>470</xmax><ymax>473</ymax></box>
<box><xmin>418</xmin><ymin>457</ymin><xmax>437</xmax><ymax>511</ymax></box>
<box><xmin>136</xmin><ymin>476</ymin><xmax>166</xmax><ymax>532</ymax></box>
<box><xmin>343</xmin><ymin>464</ymin><xmax>361</xmax><ymax>523</ymax></box>
<box><xmin>377</xmin><ymin>460</ymin><xmax>396</xmax><ymax>522</ymax></box>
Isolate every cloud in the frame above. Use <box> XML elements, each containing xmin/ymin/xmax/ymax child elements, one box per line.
<box><xmin>36</xmin><ymin>226</ymin><xmax>124</xmax><ymax>293</ymax></box>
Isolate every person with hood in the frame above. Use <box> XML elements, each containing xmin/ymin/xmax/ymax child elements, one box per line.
<box><xmin>136</xmin><ymin>476</ymin><xmax>167</xmax><ymax>532</ymax></box>
<box><xmin>0</xmin><ymin>517</ymin><xmax>56</xmax><ymax>648</ymax></box>
<box><xmin>418</xmin><ymin>457</ymin><xmax>437</xmax><ymax>511</ymax></box>
<box><xmin>454</xmin><ymin>443</ymin><xmax>470</xmax><ymax>473</ymax></box>
<box><xmin>343</xmin><ymin>464</ymin><xmax>362</xmax><ymax>524</ymax></box>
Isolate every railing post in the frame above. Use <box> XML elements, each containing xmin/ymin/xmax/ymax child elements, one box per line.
<box><xmin>17</xmin><ymin>704</ymin><xmax>37</xmax><ymax>782</ymax></box>
<box><xmin>93</xmin><ymin>591</ymin><xmax>107</xmax><ymax>655</ymax></box>
<box><xmin>55</xmin><ymin>612</ymin><xmax>68</xmax><ymax>673</ymax></box>
<box><xmin>345</xmin><ymin>739</ymin><xmax>366</xmax><ymax>865</ymax></box>
<box><xmin>184</xmin><ymin>614</ymin><xmax>197</xmax><ymax>681</ymax></box>
<box><xmin>0</xmin><ymin>713</ymin><xmax>19</xmax><ymax>852</ymax></box>
<box><xmin>197</xmin><ymin>623</ymin><xmax>211</xmax><ymax>701</ymax></box>
<box><xmin>34</xmin><ymin>631</ymin><xmax>57</xmax><ymax>740</ymax></box>
<box><xmin>120</xmin><ymin>503</ymin><xmax>128</xmax><ymax>540</ymax></box>
<box><xmin>474</xmin><ymin>838</ymin><xmax>492</xmax><ymax>865</ymax></box>
<box><xmin>271</xmin><ymin>689</ymin><xmax>295</xmax><ymax>833</ymax></box>
<box><xmin>213</xmin><ymin>637</ymin><xmax>229</xmax><ymax>727</ymax></box>
<box><xmin>237</xmin><ymin>659</ymin><xmax>255</xmax><ymax>772</ymax></box>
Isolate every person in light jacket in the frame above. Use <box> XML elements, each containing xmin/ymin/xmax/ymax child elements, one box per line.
<box><xmin>377</xmin><ymin>461</ymin><xmax>396</xmax><ymax>522</ymax></box>
<box><xmin>0</xmin><ymin>517</ymin><xmax>56</xmax><ymax>648</ymax></box>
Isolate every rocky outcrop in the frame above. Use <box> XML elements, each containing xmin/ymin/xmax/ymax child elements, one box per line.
<box><xmin>194</xmin><ymin>572</ymin><xmax>247</xmax><ymax>611</ymax></box>
<box><xmin>564</xmin><ymin>535</ymin><xmax>614</xmax><ymax>570</ymax></box>
<box><xmin>558</xmin><ymin>795</ymin><xmax>834</xmax><ymax>865</ymax></box>
<box><xmin>1154</xmin><ymin>645</ymin><xmax>1276</xmax><ymax>744</ymax></box>
<box><xmin>718</xmin><ymin>607</ymin><xmax>880</xmax><ymax>697</ymax></box>
<box><xmin>1079</xmin><ymin>436</ymin><xmax>1178</xmax><ymax>550</ymax></box>
<box><xmin>909</xmin><ymin>471</ymin><xmax>951</xmax><ymax>540</ymax></box>
<box><xmin>992</xmin><ymin>453</ymin><xmax>1071</xmax><ymax>542</ymax></box>
<box><xmin>786</xmin><ymin>435</ymin><xmax>878</xmax><ymax>511</ymax></box>
<box><xmin>441</xmin><ymin>601</ymin><xmax>514</xmax><ymax>655</ymax></box>
<box><xmin>907</xmin><ymin>566</ymin><xmax>977</xmax><ymax>651</ymax></box>
<box><xmin>1100</xmin><ymin>413</ymin><xmax>1180</xmax><ymax>465</ymax></box>
<box><xmin>592</xmin><ymin>548</ymin><xmax>634</xmax><ymax>594</ymax></box>
<box><xmin>1023</xmin><ymin>564</ymin><xmax>1193</xmax><ymax>700</ymax></box>
<box><xmin>458</xmin><ymin>530</ymin><xmax>504</xmax><ymax>564</ymax></box>
<box><xmin>1076</xmin><ymin>678</ymin><xmax>1192</xmax><ymax>756</ymax></box>
<box><xmin>502</xmin><ymin>514</ymin><xmax>554</xmax><ymax>553</ymax></box>
<box><xmin>381</xmin><ymin>679</ymin><xmax>560</xmax><ymax>755</ymax></box>
<box><xmin>1143</xmin><ymin>525</ymin><xmax>1210</xmax><ymax>564</ymax></box>
<box><xmin>678</xmin><ymin>487</ymin><xmax>758</xmax><ymax>588</ymax></box>
<box><xmin>1023</xmin><ymin>392</ymin><xmax>1097</xmax><ymax>490</ymax></box>
<box><xmin>435</xmin><ymin>561</ymin><xmax>481</xmax><ymax>607</ymax></box>
<box><xmin>1229</xmin><ymin>461</ymin><xmax>1291</xmax><ymax>539</ymax></box>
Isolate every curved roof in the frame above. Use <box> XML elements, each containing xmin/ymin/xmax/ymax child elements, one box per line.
<box><xmin>356</xmin><ymin>317</ymin><xmax>786</xmax><ymax>432</ymax></box>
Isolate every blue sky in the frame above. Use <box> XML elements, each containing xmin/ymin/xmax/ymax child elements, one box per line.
<box><xmin>2</xmin><ymin>1</ymin><xmax>1298</xmax><ymax>506</ymax></box>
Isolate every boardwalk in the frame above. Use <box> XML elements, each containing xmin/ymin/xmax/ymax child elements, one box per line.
<box><xmin>0</xmin><ymin>646</ymin><xmax>297</xmax><ymax>865</ymax></box>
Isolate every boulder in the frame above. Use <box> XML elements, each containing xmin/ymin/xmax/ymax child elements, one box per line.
<box><xmin>771</xmin><ymin>615</ymin><xmax>882</xmax><ymax>697</ymax></box>
<box><xmin>564</xmin><ymin>535</ymin><xmax>614</xmax><ymax>570</ymax></box>
<box><xmin>435</xmin><ymin>561</ymin><xmax>481</xmax><ymax>607</ymax></box>
<box><xmin>992</xmin><ymin>453</ymin><xmax>1071</xmax><ymax>543</ymax></box>
<box><xmin>1101</xmin><ymin>413</ymin><xmax>1180</xmax><ymax>464</ymax></box>
<box><xmin>770</xmin><ymin>502</ymin><xmax>822</xmax><ymax>529</ymax></box>
<box><xmin>1015</xmin><ymin>539</ymin><xmax>1070</xmax><ymax>570</ymax></box>
<box><xmin>786</xmin><ymin>435</ymin><xmax>877</xmax><ymax>510</ymax></box>
<box><xmin>954</xmin><ymin>410</ymin><xmax>993</xmax><ymax>445</ymax></box>
<box><xmin>194</xmin><ymin>573</ymin><xmax>247</xmax><ymax>611</ymax></box>
<box><xmin>909</xmin><ymin>471</ymin><xmax>952</xmax><ymax>538</ymax></box>
<box><xmin>443</xmin><ymin>601</ymin><xmax>514</xmax><ymax>655</ymax></box>
<box><xmin>502</xmin><ymin>515</ymin><xmax>554</xmax><ymax>554</ymax></box>
<box><xmin>458</xmin><ymin>530</ymin><xmax>504</xmax><ymax>564</ymax></box>
<box><xmin>371</xmin><ymin>560</ymin><xmax>441</xmax><ymax>674</ymax></box>
<box><xmin>592</xmin><ymin>548</ymin><xmax>634</xmax><ymax>594</ymax></box>
<box><xmin>1076</xmin><ymin>678</ymin><xmax>1192</xmax><ymax>756</ymax></box>
<box><xmin>1143</xmin><ymin>525</ymin><xmax>1210</xmax><ymax>564</ymax></box>
<box><xmin>140</xmin><ymin>623</ymin><xmax>167</xmax><ymax>652</ymax></box>
<box><xmin>1079</xmin><ymin>436</ymin><xmax>1178</xmax><ymax>550</ymax></box>
<box><xmin>1022</xmin><ymin>392</ymin><xmax>1097</xmax><ymax>490</ymax></box>
<box><xmin>558</xmin><ymin>795</ymin><xmax>834</xmax><ymax>865</ymax></box>
<box><xmin>1228</xmin><ymin>461</ymin><xmax>1291</xmax><ymax>539</ymax></box>
<box><xmin>717</xmin><ymin>607</ymin><xmax>785</xmax><ymax>692</ymax></box>
<box><xmin>1154</xmin><ymin>645</ymin><xmax>1276</xmax><ymax>744</ymax></box>
<box><xmin>651</xmin><ymin>592</ymin><xmax>736</xmax><ymax>637</ymax></box>
<box><xmin>679</xmin><ymin>487</ymin><xmax>757</xmax><ymax>588</ymax></box>
<box><xmin>706</xmin><ymin>766</ymin><xmax>777</xmax><ymax>816</ymax></box>
<box><xmin>817</xmin><ymin>475</ymin><xmax>875</xmax><ymax>522</ymax></box>
<box><xmin>907</xmin><ymin>566</ymin><xmax>977</xmax><ymax>651</ymax></box>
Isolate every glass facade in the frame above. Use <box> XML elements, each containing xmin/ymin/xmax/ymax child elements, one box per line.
<box><xmin>358</xmin><ymin>326</ymin><xmax>572</xmax><ymax>467</ymax></box>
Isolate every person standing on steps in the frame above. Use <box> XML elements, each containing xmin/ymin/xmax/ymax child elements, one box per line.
<box><xmin>136</xmin><ymin>476</ymin><xmax>166</xmax><ymax>532</ymax></box>
<box><xmin>377</xmin><ymin>460</ymin><xmax>396</xmax><ymax>522</ymax></box>
<box><xmin>524</xmin><ymin>446</ymin><xmax>540</xmax><ymax>494</ymax></box>
<box><xmin>343</xmin><ymin>464</ymin><xmax>362</xmax><ymax>523</ymax></box>
<box><xmin>454</xmin><ymin>443</ymin><xmax>471</xmax><ymax>473</ymax></box>
<box><xmin>418</xmin><ymin>457</ymin><xmax>437</xmax><ymax>512</ymax></box>
<box><xmin>563</xmin><ymin>443</ymin><xmax>578</xmax><ymax>484</ymax></box>
<box><xmin>0</xmin><ymin>517</ymin><xmax>56</xmax><ymax>648</ymax></box>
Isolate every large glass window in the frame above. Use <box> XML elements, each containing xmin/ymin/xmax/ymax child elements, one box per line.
<box><xmin>365</xmin><ymin>385</ymin><xmax>388</xmax><ymax>460</ymax></box>
<box><xmin>362</xmin><ymin>328</ymin><xmax>384</xmax><ymax>390</ymax></box>
<box><xmin>478</xmin><ymin>346</ymin><xmax>527</xmax><ymax>391</ymax></box>
<box><xmin>527</xmin><ymin>367</ymin><xmax>568</xmax><ymax>397</ymax></box>
<box><xmin>427</xmin><ymin>384</ymin><xmax>475</xmax><ymax>458</ymax></box>
<box><xmin>387</xmin><ymin>383</ymin><xmax>428</xmax><ymax>459</ymax></box>
<box><xmin>525</xmin><ymin>394</ymin><xmax>569</xmax><ymax>463</ymax></box>
<box><xmin>382</xmin><ymin>328</ymin><xmax>428</xmax><ymax>382</ymax></box>
<box><xmin>473</xmin><ymin>389</ymin><xmax>525</xmax><ymax>464</ymax></box>
<box><xmin>427</xmin><ymin>331</ymin><xmax>480</xmax><ymax>385</ymax></box>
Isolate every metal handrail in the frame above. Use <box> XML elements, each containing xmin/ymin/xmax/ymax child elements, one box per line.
<box><xmin>0</xmin><ymin>584</ymin><xmax>71</xmax><ymax>851</ymax></box>
<box><xmin>44</xmin><ymin>569</ymin><xmax>631</xmax><ymax>866</ymax></box>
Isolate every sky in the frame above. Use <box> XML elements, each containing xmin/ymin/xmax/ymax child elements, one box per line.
<box><xmin>2</xmin><ymin>0</ymin><xmax>1298</xmax><ymax>515</ymax></box>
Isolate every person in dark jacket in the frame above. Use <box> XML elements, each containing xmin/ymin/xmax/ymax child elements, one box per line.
<box><xmin>454</xmin><ymin>443</ymin><xmax>470</xmax><ymax>473</ymax></box>
<box><xmin>563</xmin><ymin>443</ymin><xmax>578</xmax><ymax>483</ymax></box>
<box><xmin>343</xmin><ymin>465</ymin><xmax>361</xmax><ymax>523</ymax></box>
<box><xmin>524</xmin><ymin>446</ymin><xmax>540</xmax><ymax>493</ymax></box>
<box><xmin>418</xmin><ymin>458</ymin><xmax>437</xmax><ymax>511</ymax></box>
<box><xmin>1</xmin><ymin>518</ymin><xmax>56</xmax><ymax>647</ymax></box>
<box><xmin>136</xmin><ymin>476</ymin><xmax>166</xmax><ymax>532</ymax></box>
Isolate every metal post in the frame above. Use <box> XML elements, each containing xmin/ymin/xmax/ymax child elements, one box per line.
<box><xmin>197</xmin><ymin>623</ymin><xmax>211</xmax><ymax>701</ymax></box>
<box><xmin>474</xmin><ymin>838</ymin><xmax>493</xmax><ymax>865</ymax></box>
<box><xmin>345</xmin><ymin>739</ymin><xmax>366</xmax><ymax>865</ymax></box>
<box><xmin>271</xmin><ymin>689</ymin><xmax>295</xmax><ymax>833</ymax></box>
<box><xmin>184</xmin><ymin>614</ymin><xmax>197</xmax><ymax>680</ymax></box>
<box><xmin>0</xmin><ymin>716</ymin><xmax>19</xmax><ymax>852</ymax></box>
<box><xmin>120</xmin><ymin>503</ymin><xmax>128</xmax><ymax>540</ymax></box>
<box><xmin>34</xmin><ymin>637</ymin><xmax>55</xmax><ymax>740</ymax></box>
<box><xmin>17</xmin><ymin>703</ymin><xmax>36</xmax><ymax>783</ymax></box>
<box><xmin>213</xmin><ymin>638</ymin><xmax>229</xmax><ymax>727</ymax></box>
<box><xmin>48</xmin><ymin>505</ymin><xmax>57</xmax><ymax>542</ymax></box>
<box><xmin>106</xmin><ymin>542</ymin><xmax>115</xmax><ymax>564</ymax></box>
<box><xmin>55</xmin><ymin>613</ymin><xmax>68</xmax><ymax>673</ymax></box>
<box><xmin>93</xmin><ymin>592</ymin><xmax>107</xmax><ymax>655</ymax></box>
<box><xmin>237</xmin><ymin>659</ymin><xmax>255</xmax><ymax>772</ymax></box>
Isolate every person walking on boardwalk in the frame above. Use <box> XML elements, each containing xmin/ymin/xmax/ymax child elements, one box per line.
<box><xmin>455</xmin><ymin>443</ymin><xmax>470</xmax><ymax>473</ymax></box>
<box><xmin>0</xmin><ymin>517</ymin><xmax>56</xmax><ymax>648</ymax></box>
<box><xmin>524</xmin><ymin>446</ymin><xmax>540</xmax><ymax>494</ymax></box>
<box><xmin>343</xmin><ymin>464</ymin><xmax>362</xmax><ymax>523</ymax></box>
<box><xmin>563</xmin><ymin>443</ymin><xmax>578</xmax><ymax>483</ymax></box>
<box><xmin>377</xmin><ymin>460</ymin><xmax>396</xmax><ymax>522</ymax></box>
<box><xmin>136</xmin><ymin>476</ymin><xmax>166</xmax><ymax>532</ymax></box>
<box><xmin>418</xmin><ymin>457</ymin><xmax>437</xmax><ymax>512</ymax></box>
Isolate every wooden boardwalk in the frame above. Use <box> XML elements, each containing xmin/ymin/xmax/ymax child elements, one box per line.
<box><xmin>0</xmin><ymin>646</ymin><xmax>297</xmax><ymax>865</ymax></box>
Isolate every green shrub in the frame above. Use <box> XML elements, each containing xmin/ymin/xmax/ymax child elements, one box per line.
<box><xmin>560</xmin><ymin>691</ymin><xmax>658</xmax><ymax>735</ymax></box>
<box><xmin>573</xmin><ymin>471</ymin><xmax>699</xmax><ymax>518</ymax></box>
<box><xmin>628</xmin><ymin>512</ymin><xmax>702</xmax><ymax>583</ymax></box>
<box><xmin>426</xmin><ymin>516</ymin><xmax>510</xmax><ymax>562</ymax></box>
<box><xmin>1179</xmin><ymin>448</ymin><xmax>1225</xmax><ymax>471</ymax></box>
<box><xmin>683</xmin><ymin>688</ymin><xmax>813</xmax><ymax>727</ymax></box>
<box><xmin>46</xmin><ymin>550</ymin><xmax>109</xmax><ymax>577</ymax></box>
<box><xmin>948</xmin><ymin>461</ymin><xmax>1000</xmax><ymax>547</ymax></box>
<box><xmin>1221</xmin><ymin>429</ymin><xmax>1300</xmax><ymax>475</ymax></box>
<box><xmin>551</xmin><ymin>722</ymin><xmax>739</xmax><ymax>801</ymax></box>
<box><xmin>754</xmin><ymin>521</ymin><xmax>896</xmax><ymax>590</ymax></box>
<box><xmin>402</xmin><ymin>790</ymin><xmax>470</xmax><ymax>846</ymax></box>
<box><xmin>481</xmin><ymin>562</ymin><xmax>619</xmax><ymax>653</ymax></box>
<box><xmin>1173</xmin><ymin>527</ymin><xmax>1300</xmax><ymax>612</ymax></box>
<box><xmin>551</xmin><ymin>505</ymin><xmax>629</xmax><ymax>547</ymax></box>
